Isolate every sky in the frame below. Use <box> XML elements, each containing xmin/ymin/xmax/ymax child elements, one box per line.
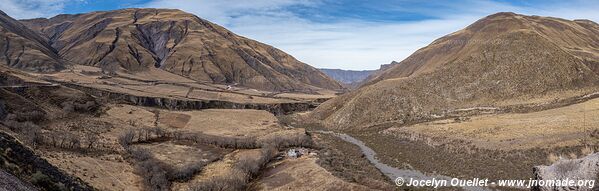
<box><xmin>1</xmin><ymin>0</ymin><xmax>598</xmax><ymax>70</ymax></box>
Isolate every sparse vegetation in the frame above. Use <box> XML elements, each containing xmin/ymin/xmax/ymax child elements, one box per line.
<box><xmin>129</xmin><ymin>148</ymin><xmax>171</xmax><ymax>191</ymax></box>
<box><xmin>189</xmin><ymin>147</ymin><xmax>278</xmax><ymax>191</ymax></box>
<box><xmin>315</xmin><ymin>133</ymin><xmax>396</xmax><ymax>190</ymax></box>
<box><xmin>116</xmin><ymin>126</ymin><xmax>314</xmax><ymax>191</ymax></box>
<box><xmin>10</xmin><ymin>110</ymin><xmax>46</xmax><ymax>122</ymax></box>
<box><xmin>118</xmin><ymin>126</ymin><xmax>314</xmax><ymax>150</ymax></box>
<box><xmin>61</xmin><ymin>101</ymin><xmax>98</xmax><ymax>113</ymax></box>
<box><xmin>591</xmin><ymin>129</ymin><xmax>599</xmax><ymax>139</ymax></box>
<box><xmin>2</xmin><ymin>118</ymin><xmax>44</xmax><ymax>147</ymax></box>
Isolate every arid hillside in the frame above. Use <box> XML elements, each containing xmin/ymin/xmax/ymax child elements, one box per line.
<box><xmin>364</xmin><ymin>12</ymin><xmax>599</xmax><ymax>86</ymax></box>
<box><xmin>19</xmin><ymin>8</ymin><xmax>342</xmax><ymax>92</ymax></box>
<box><xmin>311</xmin><ymin>12</ymin><xmax>599</xmax><ymax>129</ymax></box>
<box><xmin>0</xmin><ymin>65</ymin><xmax>390</xmax><ymax>191</ymax></box>
<box><xmin>0</xmin><ymin>10</ymin><xmax>64</xmax><ymax>72</ymax></box>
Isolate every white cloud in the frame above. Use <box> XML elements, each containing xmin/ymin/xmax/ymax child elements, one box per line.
<box><xmin>143</xmin><ymin>0</ymin><xmax>320</xmax><ymax>25</ymax></box>
<box><xmin>140</xmin><ymin>0</ymin><xmax>504</xmax><ymax>70</ymax></box>
<box><xmin>228</xmin><ymin>16</ymin><xmax>478</xmax><ymax>70</ymax></box>
<box><xmin>0</xmin><ymin>0</ymin><xmax>74</xmax><ymax>19</ymax></box>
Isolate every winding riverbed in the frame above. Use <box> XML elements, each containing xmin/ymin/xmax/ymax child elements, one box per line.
<box><xmin>314</xmin><ymin>131</ymin><xmax>491</xmax><ymax>191</ymax></box>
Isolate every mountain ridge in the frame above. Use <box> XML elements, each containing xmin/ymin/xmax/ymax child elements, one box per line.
<box><xmin>363</xmin><ymin>12</ymin><xmax>599</xmax><ymax>86</ymax></box>
<box><xmin>0</xmin><ymin>10</ymin><xmax>65</xmax><ymax>72</ymax></box>
<box><xmin>310</xmin><ymin>12</ymin><xmax>599</xmax><ymax>129</ymax></box>
<box><xmin>17</xmin><ymin>8</ymin><xmax>342</xmax><ymax>92</ymax></box>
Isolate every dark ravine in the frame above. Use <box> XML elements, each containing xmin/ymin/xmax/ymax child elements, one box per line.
<box><xmin>0</xmin><ymin>131</ymin><xmax>93</xmax><ymax>191</ymax></box>
<box><xmin>48</xmin><ymin>83</ymin><xmax>320</xmax><ymax>115</ymax></box>
<box><xmin>0</xmin><ymin>97</ymin><xmax>6</xmax><ymax>120</ymax></box>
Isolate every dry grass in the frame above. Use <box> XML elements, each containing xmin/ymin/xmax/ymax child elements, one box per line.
<box><xmin>38</xmin><ymin>65</ymin><xmax>335</xmax><ymax>104</ymax></box>
<box><xmin>105</xmin><ymin>104</ymin><xmax>157</xmax><ymax>128</ymax></box>
<box><xmin>136</xmin><ymin>141</ymin><xmax>229</xmax><ymax>169</ymax></box>
<box><xmin>172</xmin><ymin>149</ymin><xmax>261</xmax><ymax>191</ymax></box>
<box><xmin>252</xmin><ymin>157</ymin><xmax>373</xmax><ymax>191</ymax></box>
<box><xmin>387</xmin><ymin>97</ymin><xmax>599</xmax><ymax>150</ymax></box>
<box><xmin>157</xmin><ymin>112</ymin><xmax>190</xmax><ymax>129</ymax></box>
<box><xmin>43</xmin><ymin>152</ymin><xmax>143</xmax><ymax>191</ymax></box>
<box><xmin>178</xmin><ymin>109</ymin><xmax>283</xmax><ymax>137</ymax></box>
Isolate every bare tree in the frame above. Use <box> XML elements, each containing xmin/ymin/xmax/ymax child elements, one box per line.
<box><xmin>118</xmin><ymin>130</ymin><xmax>135</xmax><ymax>149</ymax></box>
<box><xmin>67</xmin><ymin>134</ymin><xmax>80</xmax><ymax>149</ymax></box>
<box><xmin>86</xmin><ymin>133</ymin><xmax>99</xmax><ymax>150</ymax></box>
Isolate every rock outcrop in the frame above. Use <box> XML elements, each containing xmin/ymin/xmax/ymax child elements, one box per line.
<box><xmin>56</xmin><ymin>82</ymin><xmax>318</xmax><ymax>115</ymax></box>
<box><xmin>20</xmin><ymin>8</ymin><xmax>342</xmax><ymax>92</ymax></box>
<box><xmin>0</xmin><ymin>11</ymin><xmax>64</xmax><ymax>72</ymax></box>
<box><xmin>533</xmin><ymin>153</ymin><xmax>599</xmax><ymax>191</ymax></box>
<box><xmin>0</xmin><ymin>169</ymin><xmax>37</xmax><ymax>191</ymax></box>
<box><xmin>311</xmin><ymin>12</ymin><xmax>599</xmax><ymax>129</ymax></box>
<box><xmin>0</xmin><ymin>131</ymin><xmax>93</xmax><ymax>190</ymax></box>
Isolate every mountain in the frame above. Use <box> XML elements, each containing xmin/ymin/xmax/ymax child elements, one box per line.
<box><xmin>318</xmin><ymin>68</ymin><xmax>375</xmax><ymax>87</ymax></box>
<box><xmin>20</xmin><ymin>8</ymin><xmax>342</xmax><ymax>91</ymax></box>
<box><xmin>357</xmin><ymin>61</ymin><xmax>399</xmax><ymax>87</ymax></box>
<box><xmin>0</xmin><ymin>10</ymin><xmax>64</xmax><ymax>72</ymax></box>
<box><xmin>310</xmin><ymin>12</ymin><xmax>599</xmax><ymax>129</ymax></box>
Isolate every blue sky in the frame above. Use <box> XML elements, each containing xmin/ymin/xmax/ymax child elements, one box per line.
<box><xmin>2</xmin><ymin>0</ymin><xmax>599</xmax><ymax>70</ymax></box>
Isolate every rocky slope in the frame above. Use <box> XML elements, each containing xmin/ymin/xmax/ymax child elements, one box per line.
<box><xmin>533</xmin><ymin>153</ymin><xmax>599</xmax><ymax>191</ymax></box>
<box><xmin>0</xmin><ymin>169</ymin><xmax>37</xmax><ymax>191</ymax></box>
<box><xmin>20</xmin><ymin>8</ymin><xmax>342</xmax><ymax>92</ymax></box>
<box><xmin>0</xmin><ymin>131</ymin><xmax>93</xmax><ymax>190</ymax></box>
<box><xmin>311</xmin><ymin>12</ymin><xmax>599</xmax><ymax>129</ymax></box>
<box><xmin>363</xmin><ymin>13</ymin><xmax>599</xmax><ymax>86</ymax></box>
<box><xmin>0</xmin><ymin>11</ymin><xmax>64</xmax><ymax>72</ymax></box>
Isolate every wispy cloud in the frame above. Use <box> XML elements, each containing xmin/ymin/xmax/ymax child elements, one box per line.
<box><xmin>142</xmin><ymin>0</ymin><xmax>321</xmax><ymax>25</ymax></box>
<box><xmin>0</xmin><ymin>0</ymin><xmax>76</xmax><ymax>19</ymax></box>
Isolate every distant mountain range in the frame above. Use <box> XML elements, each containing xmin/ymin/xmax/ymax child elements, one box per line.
<box><xmin>318</xmin><ymin>68</ymin><xmax>375</xmax><ymax>87</ymax></box>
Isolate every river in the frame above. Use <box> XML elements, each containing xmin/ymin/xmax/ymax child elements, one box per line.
<box><xmin>314</xmin><ymin>130</ymin><xmax>492</xmax><ymax>191</ymax></box>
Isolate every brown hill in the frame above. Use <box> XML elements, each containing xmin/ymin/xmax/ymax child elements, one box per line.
<box><xmin>20</xmin><ymin>8</ymin><xmax>342</xmax><ymax>91</ymax></box>
<box><xmin>311</xmin><ymin>12</ymin><xmax>599</xmax><ymax>129</ymax></box>
<box><xmin>0</xmin><ymin>10</ymin><xmax>64</xmax><ymax>72</ymax></box>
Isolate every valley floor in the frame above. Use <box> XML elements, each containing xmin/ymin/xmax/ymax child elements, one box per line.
<box><xmin>2</xmin><ymin>64</ymin><xmax>599</xmax><ymax>191</ymax></box>
<box><xmin>337</xmin><ymin>96</ymin><xmax>599</xmax><ymax>189</ymax></box>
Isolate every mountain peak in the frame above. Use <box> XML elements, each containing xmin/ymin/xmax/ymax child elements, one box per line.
<box><xmin>313</xmin><ymin>13</ymin><xmax>599</xmax><ymax>129</ymax></box>
<box><xmin>16</xmin><ymin>9</ymin><xmax>342</xmax><ymax>91</ymax></box>
<box><xmin>485</xmin><ymin>12</ymin><xmax>519</xmax><ymax>19</ymax></box>
<box><xmin>0</xmin><ymin>9</ymin><xmax>64</xmax><ymax>72</ymax></box>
